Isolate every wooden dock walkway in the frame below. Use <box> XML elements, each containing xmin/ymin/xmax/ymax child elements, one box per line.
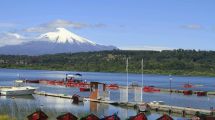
<box><xmin>33</xmin><ymin>91</ymin><xmax>214</xmax><ymax>116</ymax></box>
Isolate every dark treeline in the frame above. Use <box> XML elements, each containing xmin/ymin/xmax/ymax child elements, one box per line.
<box><xmin>1</xmin><ymin>49</ymin><xmax>215</xmax><ymax>76</ymax></box>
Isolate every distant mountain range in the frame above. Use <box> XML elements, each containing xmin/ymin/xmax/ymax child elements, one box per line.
<box><xmin>0</xmin><ymin>28</ymin><xmax>117</xmax><ymax>55</ymax></box>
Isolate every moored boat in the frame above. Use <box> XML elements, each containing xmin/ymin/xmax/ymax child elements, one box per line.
<box><xmin>107</xmin><ymin>84</ymin><xmax>119</xmax><ymax>90</ymax></box>
<box><xmin>0</xmin><ymin>86</ymin><xmax>36</xmax><ymax>96</ymax></box>
<box><xmin>0</xmin><ymin>80</ymin><xmax>36</xmax><ymax>96</ymax></box>
<box><xmin>143</xmin><ymin>86</ymin><xmax>160</xmax><ymax>92</ymax></box>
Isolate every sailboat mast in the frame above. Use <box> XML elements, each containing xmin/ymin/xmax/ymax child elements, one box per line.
<box><xmin>126</xmin><ymin>58</ymin><xmax>129</xmax><ymax>102</ymax></box>
<box><xmin>141</xmin><ymin>59</ymin><xmax>143</xmax><ymax>102</ymax></box>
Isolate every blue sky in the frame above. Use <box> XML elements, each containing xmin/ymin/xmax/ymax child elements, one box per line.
<box><xmin>0</xmin><ymin>0</ymin><xmax>215</xmax><ymax>50</ymax></box>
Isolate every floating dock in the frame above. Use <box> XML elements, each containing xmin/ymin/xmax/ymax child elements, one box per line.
<box><xmin>33</xmin><ymin>91</ymin><xmax>214</xmax><ymax>117</ymax></box>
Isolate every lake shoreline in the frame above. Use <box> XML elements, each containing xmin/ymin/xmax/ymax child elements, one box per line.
<box><xmin>1</xmin><ymin>66</ymin><xmax>215</xmax><ymax>78</ymax></box>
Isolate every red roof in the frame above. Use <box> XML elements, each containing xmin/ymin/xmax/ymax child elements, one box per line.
<box><xmin>27</xmin><ymin>110</ymin><xmax>48</xmax><ymax>120</ymax></box>
<box><xmin>57</xmin><ymin>112</ymin><xmax>78</xmax><ymax>120</ymax></box>
<box><xmin>156</xmin><ymin>114</ymin><xmax>173</xmax><ymax>120</ymax></box>
<box><xmin>80</xmin><ymin>114</ymin><xmax>100</xmax><ymax>120</ymax></box>
<box><xmin>129</xmin><ymin>113</ymin><xmax>148</xmax><ymax>120</ymax></box>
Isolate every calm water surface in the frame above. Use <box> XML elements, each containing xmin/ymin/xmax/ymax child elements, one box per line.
<box><xmin>1</xmin><ymin>68</ymin><xmax>215</xmax><ymax>120</ymax></box>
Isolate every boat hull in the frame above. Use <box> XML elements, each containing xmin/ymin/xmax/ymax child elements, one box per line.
<box><xmin>1</xmin><ymin>87</ymin><xmax>36</xmax><ymax>96</ymax></box>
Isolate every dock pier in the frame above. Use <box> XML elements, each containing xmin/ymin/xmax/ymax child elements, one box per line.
<box><xmin>33</xmin><ymin>91</ymin><xmax>214</xmax><ymax>117</ymax></box>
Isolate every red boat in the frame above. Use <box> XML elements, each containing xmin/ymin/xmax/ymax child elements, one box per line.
<box><xmin>55</xmin><ymin>81</ymin><xmax>65</xmax><ymax>86</ymax></box>
<box><xmin>47</xmin><ymin>81</ymin><xmax>56</xmax><ymax>85</ymax></box>
<box><xmin>129</xmin><ymin>113</ymin><xmax>148</xmax><ymax>120</ymax></box>
<box><xmin>80</xmin><ymin>114</ymin><xmax>100</xmax><ymax>120</ymax></box>
<box><xmin>27</xmin><ymin>110</ymin><xmax>48</xmax><ymax>120</ymax></box>
<box><xmin>107</xmin><ymin>84</ymin><xmax>119</xmax><ymax>90</ymax></box>
<box><xmin>183</xmin><ymin>90</ymin><xmax>193</xmax><ymax>95</ymax></box>
<box><xmin>197</xmin><ymin>91</ymin><xmax>207</xmax><ymax>96</ymax></box>
<box><xmin>80</xmin><ymin>87</ymin><xmax>90</xmax><ymax>92</ymax></box>
<box><xmin>57</xmin><ymin>112</ymin><xmax>78</xmax><ymax>120</ymax></box>
<box><xmin>143</xmin><ymin>86</ymin><xmax>160</xmax><ymax>92</ymax></box>
<box><xmin>39</xmin><ymin>80</ymin><xmax>49</xmax><ymax>84</ymax></box>
<box><xmin>184</xmin><ymin>83</ymin><xmax>194</xmax><ymax>88</ymax></box>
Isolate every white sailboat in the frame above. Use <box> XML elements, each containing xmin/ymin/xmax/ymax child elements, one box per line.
<box><xmin>0</xmin><ymin>80</ymin><xmax>36</xmax><ymax>96</ymax></box>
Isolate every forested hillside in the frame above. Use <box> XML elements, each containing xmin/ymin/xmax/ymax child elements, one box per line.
<box><xmin>1</xmin><ymin>49</ymin><xmax>215</xmax><ymax>76</ymax></box>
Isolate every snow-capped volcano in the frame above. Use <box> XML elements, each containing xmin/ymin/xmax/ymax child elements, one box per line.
<box><xmin>39</xmin><ymin>28</ymin><xmax>96</xmax><ymax>45</ymax></box>
<box><xmin>0</xmin><ymin>28</ymin><xmax>118</xmax><ymax>55</ymax></box>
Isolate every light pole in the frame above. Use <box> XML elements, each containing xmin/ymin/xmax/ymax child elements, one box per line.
<box><xmin>126</xmin><ymin>58</ymin><xmax>129</xmax><ymax>102</ymax></box>
<box><xmin>141</xmin><ymin>59</ymin><xmax>143</xmax><ymax>102</ymax></box>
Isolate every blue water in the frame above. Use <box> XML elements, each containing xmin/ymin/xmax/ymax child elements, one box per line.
<box><xmin>1</xmin><ymin>68</ymin><xmax>215</xmax><ymax>120</ymax></box>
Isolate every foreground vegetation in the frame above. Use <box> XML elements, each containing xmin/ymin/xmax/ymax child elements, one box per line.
<box><xmin>0</xmin><ymin>49</ymin><xmax>215</xmax><ymax>76</ymax></box>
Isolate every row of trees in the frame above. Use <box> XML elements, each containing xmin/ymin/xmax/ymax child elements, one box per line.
<box><xmin>0</xmin><ymin>49</ymin><xmax>215</xmax><ymax>76</ymax></box>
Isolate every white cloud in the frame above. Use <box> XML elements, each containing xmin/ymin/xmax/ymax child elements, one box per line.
<box><xmin>0</xmin><ymin>33</ymin><xmax>25</xmax><ymax>47</ymax></box>
<box><xmin>120</xmin><ymin>45</ymin><xmax>173</xmax><ymax>51</ymax></box>
<box><xmin>25</xmin><ymin>19</ymin><xmax>107</xmax><ymax>33</ymax></box>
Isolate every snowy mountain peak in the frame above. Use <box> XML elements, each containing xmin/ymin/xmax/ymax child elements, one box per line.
<box><xmin>39</xmin><ymin>27</ymin><xmax>96</xmax><ymax>45</ymax></box>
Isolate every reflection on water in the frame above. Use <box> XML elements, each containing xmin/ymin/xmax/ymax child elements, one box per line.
<box><xmin>1</xmin><ymin>68</ymin><xmax>215</xmax><ymax>119</ymax></box>
<box><xmin>0</xmin><ymin>95</ymin><xmax>186</xmax><ymax>120</ymax></box>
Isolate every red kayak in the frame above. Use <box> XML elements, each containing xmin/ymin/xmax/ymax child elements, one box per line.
<box><xmin>143</xmin><ymin>86</ymin><xmax>160</xmax><ymax>92</ymax></box>
<box><xmin>107</xmin><ymin>84</ymin><xmax>119</xmax><ymax>90</ymax></box>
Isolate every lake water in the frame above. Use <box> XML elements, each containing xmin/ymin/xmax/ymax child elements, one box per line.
<box><xmin>0</xmin><ymin>68</ymin><xmax>215</xmax><ymax>120</ymax></box>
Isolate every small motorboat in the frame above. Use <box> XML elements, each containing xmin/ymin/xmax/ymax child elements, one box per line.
<box><xmin>0</xmin><ymin>80</ymin><xmax>36</xmax><ymax>96</ymax></box>
<box><xmin>27</xmin><ymin>110</ymin><xmax>48</xmax><ymax>120</ymax></box>
<box><xmin>128</xmin><ymin>113</ymin><xmax>148</xmax><ymax>120</ymax></box>
<box><xmin>57</xmin><ymin>112</ymin><xmax>78</xmax><ymax>120</ymax></box>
